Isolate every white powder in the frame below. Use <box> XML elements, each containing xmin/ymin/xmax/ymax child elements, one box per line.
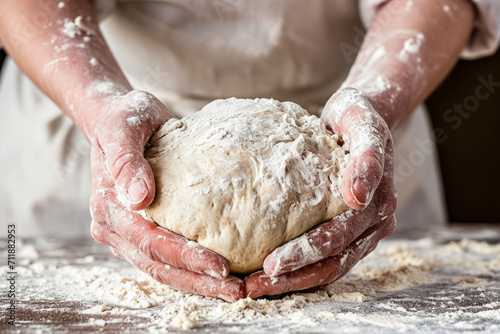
<box><xmin>88</xmin><ymin>81</ymin><xmax>123</xmax><ymax>97</ymax></box>
<box><xmin>89</xmin><ymin>318</ymin><xmax>106</xmax><ymax>326</ymax></box>
<box><xmin>399</xmin><ymin>33</ymin><xmax>424</xmax><ymax>61</ymax></box>
<box><xmin>60</xmin><ymin>16</ymin><xmax>93</xmax><ymax>39</ymax></box>
<box><xmin>3</xmin><ymin>238</ymin><xmax>499</xmax><ymax>332</ymax></box>
<box><xmin>17</xmin><ymin>244</ymin><xmax>39</xmax><ymax>259</ymax></box>
<box><xmin>54</xmin><ymin>43</ymin><xmax>70</xmax><ymax>52</ymax></box>
<box><xmin>404</xmin><ymin>0</ymin><xmax>414</xmax><ymax>11</ymax></box>
<box><xmin>61</xmin><ymin>18</ymin><xmax>81</xmax><ymax>38</ymax></box>
<box><xmin>126</xmin><ymin>116</ymin><xmax>141</xmax><ymax>126</ymax></box>
<box><xmin>365</xmin><ymin>45</ymin><xmax>386</xmax><ymax>68</ymax></box>
<box><xmin>328</xmin><ymin>89</ymin><xmax>386</xmax><ymax>168</ymax></box>
<box><xmin>74</xmin><ymin>15</ymin><xmax>94</xmax><ymax>35</ymax></box>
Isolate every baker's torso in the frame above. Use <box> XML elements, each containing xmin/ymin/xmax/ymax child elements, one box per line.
<box><xmin>101</xmin><ymin>0</ymin><xmax>362</xmax><ymax>115</ymax></box>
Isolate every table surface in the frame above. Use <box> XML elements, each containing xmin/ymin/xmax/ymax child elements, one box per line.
<box><xmin>1</xmin><ymin>225</ymin><xmax>500</xmax><ymax>334</ymax></box>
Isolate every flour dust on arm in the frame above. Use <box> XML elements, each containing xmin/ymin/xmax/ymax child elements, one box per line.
<box><xmin>342</xmin><ymin>0</ymin><xmax>475</xmax><ymax>131</ymax></box>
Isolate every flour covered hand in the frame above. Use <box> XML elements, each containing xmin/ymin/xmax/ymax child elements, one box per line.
<box><xmin>89</xmin><ymin>90</ymin><xmax>244</xmax><ymax>302</ymax></box>
<box><xmin>245</xmin><ymin>88</ymin><xmax>397</xmax><ymax>298</ymax></box>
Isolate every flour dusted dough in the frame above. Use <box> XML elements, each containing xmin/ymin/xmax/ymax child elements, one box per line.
<box><xmin>142</xmin><ymin>98</ymin><xmax>349</xmax><ymax>273</ymax></box>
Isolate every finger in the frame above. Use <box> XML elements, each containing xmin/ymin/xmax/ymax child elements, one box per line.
<box><xmin>105</xmin><ymin>227</ymin><xmax>245</xmax><ymax>303</ymax></box>
<box><xmin>100</xmin><ymin>134</ymin><xmax>156</xmax><ymax>211</ymax></box>
<box><xmin>109</xmin><ymin>147</ymin><xmax>155</xmax><ymax>211</ymax></box>
<box><xmin>90</xmin><ymin>219</ymin><xmax>108</xmax><ymax>245</ymax></box>
<box><xmin>128</xmin><ymin>222</ymin><xmax>230</xmax><ymax>279</ymax></box>
<box><xmin>90</xmin><ymin>142</ymin><xmax>230</xmax><ymax>279</ymax></box>
<box><xmin>322</xmin><ymin>88</ymin><xmax>391</xmax><ymax>209</ymax></box>
<box><xmin>246</xmin><ymin>216</ymin><xmax>396</xmax><ymax>299</ymax></box>
<box><xmin>109</xmin><ymin>246</ymin><xmax>125</xmax><ymax>259</ymax></box>
<box><xmin>264</xmin><ymin>143</ymin><xmax>396</xmax><ymax>277</ymax></box>
<box><xmin>98</xmin><ymin>91</ymin><xmax>168</xmax><ymax>210</ymax></box>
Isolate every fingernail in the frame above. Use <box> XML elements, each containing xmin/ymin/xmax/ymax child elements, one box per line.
<box><xmin>269</xmin><ymin>261</ymin><xmax>282</xmax><ymax>277</ymax></box>
<box><xmin>204</xmin><ymin>268</ymin><xmax>223</xmax><ymax>279</ymax></box>
<box><xmin>127</xmin><ymin>179</ymin><xmax>148</xmax><ymax>204</ymax></box>
<box><xmin>352</xmin><ymin>177</ymin><xmax>373</xmax><ymax>206</ymax></box>
<box><xmin>263</xmin><ymin>253</ymin><xmax>280</xmax><ymax>277</ymax></box>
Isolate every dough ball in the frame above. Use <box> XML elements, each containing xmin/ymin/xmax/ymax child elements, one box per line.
<box><xmin>142</xmin><ymin>98</ymin><xmax>349</xmax><ymax>274</ymax></box>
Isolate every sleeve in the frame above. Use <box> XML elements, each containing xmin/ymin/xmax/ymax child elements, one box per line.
<box><xmin>0</xmin><ymin>0</ymin><xmax>117</xmax><ymax>49</ymax></box>
<box><xmin>358</xmin><ymin>0</ymin><xmax>500</xmax><ymax>60</ymax></box>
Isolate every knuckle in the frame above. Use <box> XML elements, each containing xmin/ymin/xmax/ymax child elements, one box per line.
<box><xmin>387</xmin><ymin>195</ymin><xmax>398</xmax><ymax>216</ymax></box>
<box><xmin>90</xmin><ymin>220</ymin><xmax>107</xmax><ymax>245</ymax></box>
<box><xmin>142</xmin><ymin>262</ymin><xmax>164</xmax><ymax>282</ymax></box>
<box><xmin>365</xmin><ymin>241</ymin><xmax>379</xmax><ymax>256</ymax></box>
<box><xmin>89</xmin><ymin>197</ymin><xmax>99</xmax><ymax>218</ymax></box>
<box><xmin>365</xmin><ymin>150</ymin><xmax>385</xmax><ymax>170</ymax></box>
<box><xmin>388</xmin><ymin>216</ymin><xmax>397</xmax><ymax>233</ymax></box>
<box><xmin>136</xmin><ymin>235</ymin><xmax>156</xmax><ymax>260</ymax></box>
<box><xmin>378</xmin><ymin>184</ymin><xmax>397</xmax><ymax>217</ymax></box>
<box><xmin>109</xmin><ymin>151</ymin><xmax>139</xmax><ymax>181</ymax></box>
<box><xmin>382</xmin><ymin>216</ymin><xmax>397</xmax><ymax>238</ymax></box>
<box><xmin>109</xmin><ymin>246</ymin><xmax>123</xmax><ymax>259</ymax></box>
<box><xmin>89</xmin><ymin>194</ymin><xmax>107</xmax><ymax>221</ymax></box>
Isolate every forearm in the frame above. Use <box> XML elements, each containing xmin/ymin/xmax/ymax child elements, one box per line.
<box><xmin>0</xmin><ymin>0</ymin><xmax>132</xmax><ymax>139</ymax></box>
<box><xmin>341</xmin><ymin>0</ymin><xmax>475</xmax><ymax>131</ymax></box>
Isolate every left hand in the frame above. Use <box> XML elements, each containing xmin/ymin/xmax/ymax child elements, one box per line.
<box><xmin>245</xmin><ymin>88</ymin><xmax>397</xmax><ymax>298</ymax></box>
<box><xmin>89</xmin><ymin>90</ymin><xmax>244</xmax><ymax>302</ymax></box>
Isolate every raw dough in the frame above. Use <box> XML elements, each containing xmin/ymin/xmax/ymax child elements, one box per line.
<box><xmin>142</xmin><ymin>98</ymin><xmax>349</xmax><ymax>273</ymax></box>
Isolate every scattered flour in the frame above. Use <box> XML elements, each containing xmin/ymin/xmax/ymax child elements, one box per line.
<box><xmin>126</xmin><ymin>116</ymin><xmax>141</xmax><ymax>126</ymax></box>
<box><xmin>399</xmin><ymin>33</ymin><xmax>424</xmax><ymax>61</ymax></box>
<box><xmin>3</xmin><ymin>238</ymin><xmax>499</xmax><ymax>332</ymax></box>
<box><xmin>61</xmin><ymin>18</ymin><xmax>81</xmax><ymax>39</ymax></box>
<box><xmin>88</xmin><ymin>81</ymin><xmax>124</xmax><ymax>97</ymax></box>
<box><xmin>17</xmin><ymin>244</ymin><xmax>40</xmax><ymax>259</ymax></box>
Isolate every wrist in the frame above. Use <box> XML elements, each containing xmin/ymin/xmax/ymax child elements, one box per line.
<box><xmin>43</xmin><ymin>59</ymin><xmax>133</xmax><ymax>140</ymax></box>
<box><xmin>75</xmin><ymin>89</ymin><xmax>131</xmax><ymax>141</ymax></box>
<box><xmin>73</xmin><ymin>78</ymin><xmax>138</xmax><ymax>140</ymax></box>
<box><xmin>85</xmin><ymin>90</ymin><xmax>172</xmax><ymax>142</ymax></box>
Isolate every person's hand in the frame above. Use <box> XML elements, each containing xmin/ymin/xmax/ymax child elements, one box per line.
<box><xmin>245</xmin><ymin>88</ymin><xmax>397</xmax><ymax>298</ymax></box>
<box><xmin>89</xmin><ymin>90</ymin><xmax>245</xmax><ymax>302</ymax></box>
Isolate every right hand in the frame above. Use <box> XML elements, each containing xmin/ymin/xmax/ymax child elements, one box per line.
<box><xmin>245</xmin><ymin>88</ymin><xmax>397</xmax><ymax>298</ymax></box>
<box><xmin>89</xmin><ymin>90</ymin><xmax>245</xmax><ymax>302</ymax></box>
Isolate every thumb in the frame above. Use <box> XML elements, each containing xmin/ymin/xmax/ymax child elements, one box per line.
<box><xmin>103</xmin><ymin>138</ymin><xmax>156</xmax><ymax>211</ymax></box>
<box><xmin>322</xmin><ymin>88</ymin><xmax>390</xmax><ymax>210</ymax></box>
<box><xmin>96</xmin><ymin>91</ymin><xmax>171</xmax><ymax>211</ymax></box>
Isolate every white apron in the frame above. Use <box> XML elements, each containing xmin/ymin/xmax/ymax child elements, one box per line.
<box><xmin>5</xmin><ymin>0</ymin><xmax>489</xmax><ymax>237</ymax></box>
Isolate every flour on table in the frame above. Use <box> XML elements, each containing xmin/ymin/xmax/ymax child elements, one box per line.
<box><xmin>142</xmin><ymin>98</ymin><xmax>349</xmax><ymax>273</ymax></box>
<box><xmin>5</xmin><ymin>238</ymin><xmax>499</xmax><ymax>332</ymax></box>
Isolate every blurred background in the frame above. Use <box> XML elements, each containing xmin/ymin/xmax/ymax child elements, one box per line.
<box><xmin>0</xmin><ymin>48</ymin><xmax>499</xmax><ymax>224</ymax></box>
<box><xmin>426</xmin><ymin>50</ymin><xmax>500</xmax><ymax>224</ymax></box>
<box><xmin>0</xmin><ymin>51</ymin><xmax>4</xmax><ymax>72</ymax></box>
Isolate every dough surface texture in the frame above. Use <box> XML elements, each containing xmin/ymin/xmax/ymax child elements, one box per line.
<box><xmin>142</xmin><ymin>98</ymin><xmax>349</xmax><ymax>273</ymax></box>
